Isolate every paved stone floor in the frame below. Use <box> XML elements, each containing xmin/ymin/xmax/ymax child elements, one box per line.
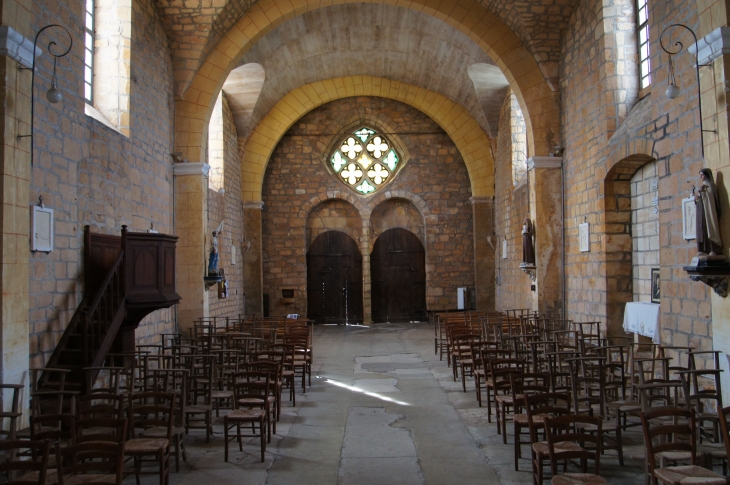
<box><xmin>150</xmin><ymin>323</ymin><xmax>651</xmax><ymax>485</ymax></box>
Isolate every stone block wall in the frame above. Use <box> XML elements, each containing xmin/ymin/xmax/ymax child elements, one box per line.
<box><xmin>29</xmin><ymin>0</ymin><xmax>176</xmax><ymax>366</ymax></box>
<box><xmin>207</xmin><ymin>94</ymin><xmax>244</xmax><ymax>319</ymax></box>
<box><xmin>556</xmin><ymin>0</ymin><xmax>713</xmax><ymax>360</ymax></box>
<box><xmin>494</xmin><ymin>90</ymin><xmax>533</xmax><ymax>311</ymax></box>
<box><xmin>261</xmin><ymin>96</ymin><xmax>474</xmax><ymax>318</ymax></box>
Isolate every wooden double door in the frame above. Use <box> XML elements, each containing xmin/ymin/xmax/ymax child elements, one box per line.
<box><xmin>371</xmin><ymin>228</ymin><xmax>426</xmax><ymax>323</ymax></box>
<box><xmin>306</xmin><ymin>231</ymin><xmax>363</xmax><ymax>324</ymax></box>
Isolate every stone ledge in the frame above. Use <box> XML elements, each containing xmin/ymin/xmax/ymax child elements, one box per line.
<box><xmin>527</xmin><ymin>156</ymin><xmax>562</xmax><ymax>170</ymax></box>
<box><xmin>242</xmin><ymin>201</ymin><xmax>264</xmax><ymax>209</ymax></box>
<box><xmin>173</xmin><ymin>162</ymin><xmax>210</xmax><ymax>176</ymax></box>
<box><xmin>692</xmin><ymin>27</ymin><xmax>730</xmax><ymax>65</ymax></box>
<box><xmin>0</xmin><ymin>26</ymin><xmax>40</xmax><ymax>68</ymax></box>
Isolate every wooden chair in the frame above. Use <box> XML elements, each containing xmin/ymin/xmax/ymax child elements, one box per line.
<box><xmin>74</xmin><ymin>417</ymin><xmax>127</xmax><ymax>444</ymax></box>
<box><xmin>0</xmin><ymin>440</ymin><xmax>50</xmax><ymax>484</ymax></box>
<box><xmin>77</xmin><ymin>393</ymin><xmax>125</xmax><ymax>419</ymax></box>
<box><xmin>143</xmin><ymin>368</ymin><xmax>188</xmax><ymax>472</ymax></box>
<box><xmin>474</xmin><ymin>347</ymin><xmax>510</xmax><ymax>408</ymax></box>
<box><xmin>511</xmin><ymin>372</ymin><xmax>550</xmax><ymax>471</ymax></box>
<box><xmin>246</xmin><ymin>361</ymin><xmax>280</xmax><ymax>440</ymax></box>
<box><xmin>125</xmin><ymin>392</ymin><xmax>174</xmax><ymax>485</ymax></box>
<box><xmin>490</xmin><ymin>358</ymin><xmax>525</xmax><ymax>439</ymax></box>
<box><xmin>0</xmin><ymin>384</ymin><xmax>23</xmax><ymax>441</ymax></box>
<box><xmin>224</xmin><ymin>370</ymin><xmax>269</xmax><ymax>462</ymax></box>
<box><xmin>55</xmin><ymin>441</ymin><xmax>125</xmax><ymax>485</ymax></box>
<box><xmin>184</xmin><ymin>354</ymin><xmax>215</xmax><ymax>442</ymax></box>
<box><xmin>641</xmin><ymin>406</ymin><xmax>725</xmax><ymax>485</ymax></box>
<box><xmin>543</xmin><ymin>414</ymin><xmax>608</xmax><ymax>485</ymax></box>
<box><xmin>452</xmin><ymin>333</ymin><xmax>480</xmax><ymax>392</ymax></box>
<box><xmin>525</xmin><ymin>392</ymin><xmax>572</xmax><ymax>485</ymax></box>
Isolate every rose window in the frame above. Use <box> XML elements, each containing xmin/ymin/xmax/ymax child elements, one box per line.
<box><xmin>330</xmin><ymin>127</ymin><xmax>401</xmax><ymax>195</ymax></box>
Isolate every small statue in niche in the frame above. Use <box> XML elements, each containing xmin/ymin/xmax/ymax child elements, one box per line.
<box><xmin>695</xmin><ymin>168</ymin><xmax>722</xmax><ymax>257</ymax></box>
<box><xmin>208</xmin><ymin>221</ymin><xmax>224</xmax><ymax>276</ymax></box>
<box><xmin>521</xmin><ymin>217</ymin><xmax>535</xmax><ymax>266</ymax></box>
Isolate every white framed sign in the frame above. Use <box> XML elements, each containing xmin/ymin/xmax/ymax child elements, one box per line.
<box><xmin>682</xmin><ymin>197</ymin><xmax>696</xmax><ymax>240</ymax></box>
<box><xmin>579</xmin><ymin>222</ymin><xmax>590</xmax><ymax>252</ymax></box>
<box><xmin>31</xmin><ymin>205</ymin><xmax>54</xmax><ymax>252</ymax></box>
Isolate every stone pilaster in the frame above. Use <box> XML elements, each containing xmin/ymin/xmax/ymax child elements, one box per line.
<box><xmin>0</xmin><ymin>21</ymin><xmax>34</xmax><ymax>426</ymax></box>
<box><xmin>691</xmin><ymin>27</ymin><xmax>730</xmax><ymax>404</ymax></box>
<box><xmin>173</xmin><ymin>162</ymin><xmax>209</xmax><ymax>335</ymax></box>
<box><xmin>242</xmin><ymin>201</ymin><xmax>263</xmax><ymax>317</ymax></box>
<box><xmin>527</xmin><ymin>157</ymin><xmax>563</xmax><ymax>314</ymax></box>
<box><xmin>471</xmin><ymin>196</ymin><xmax>495</xmax><ymax>311</ymax></box>
<box><xmin>361</xmin><ymin>217</ymin><xmax>372</xmax><ymax>324</ymax></box>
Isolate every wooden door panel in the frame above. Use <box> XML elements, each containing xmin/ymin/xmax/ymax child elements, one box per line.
<box><xmin>371</xmin><ymin>228</ymin><xmax>426</xmax><ymax>322</ymax></box>
<box><xmin>306</xmin><ymin>231</ymin><xmax>363</xmax><ymax>324</ymax></box>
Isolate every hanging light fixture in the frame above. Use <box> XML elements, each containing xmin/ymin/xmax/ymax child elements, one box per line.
<box><xmin>17</xmin><ymin>24</ymin><xmax>73</xmax><ymax>166</ymax></box>
<box><xmin>664</xmin><ymin>54</ymin><xmax>680</xmax><ymax>99</ymax></box>
<box><xmin>660</xmin><ymin>24</ymin><xmax>713</xmax><ymax>157</ymax></box>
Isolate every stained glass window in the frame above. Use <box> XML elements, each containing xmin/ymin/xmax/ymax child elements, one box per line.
<box><xmin>330</xmin><ymin>127</ymin><xmax>401</xmax><ymax>195</ymax></box>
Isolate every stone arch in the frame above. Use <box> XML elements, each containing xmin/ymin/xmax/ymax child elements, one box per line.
<box><xmin>370</xmin><ymin>198</ymin><xmax>427</xmax><ymax>251</ymax></box>
<box><xmin>241</xmin><ymin>77</ymin><xmax>495</xmax><ymax>201</ymax></box>
<box><xmin>602</xmin><ymin>148</ymin><xmax>657</xmax><ymax>338</ymax></box>
<box><xmin>298</xmin><ymin>192</ymin><xmax>369</xmax><ymax>221</ymax></box>
<box><xmin>173</xmin><ymin>0</ymin><xmax>559</xmax><ymax>170</ymax></box>
<box><xmin>305</xmin><ymin>199</ymin><xmax>363</xmax><ymax>253</ymax></box>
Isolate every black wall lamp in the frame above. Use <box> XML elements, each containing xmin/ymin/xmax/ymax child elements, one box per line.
<box><xmin>660</xmin><ymin>24</ymin><xmax>715</xmax><ymax>158</ymax></box>
<box><xmin>17</xmin><ymin>24</ymin><xmax>73</xmax><ymax>166</ymax></box>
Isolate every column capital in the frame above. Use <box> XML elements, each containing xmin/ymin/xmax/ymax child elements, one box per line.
<box><xmin>0</xmin><ymin>26</ymin><xmax>40</xmax><ymax>68</ymax></box>
<box><xmin>173</xmin><ymin>162</ymin><xmax>210</xmax><ymax>176</ymax></box>
<box><xmin>242</xmin><ymin>201</ymin><xmax>264</xmax><ymax>210</ymax></box>
<box><xmin>692</xmin><ymin>27</ymin><xmax>730</xmax><ymax>65</ymax></box>
<box><xmin>527</xmin><ymin>156</ymin><xmax>562</xmax><ymax>170</ymax></box>
<box><xmin>470</xmin><ymin>196</ymin><xmax>494</xmax><ymax>205</ymax></box>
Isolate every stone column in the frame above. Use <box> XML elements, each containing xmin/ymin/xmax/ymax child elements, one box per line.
<box><xmin>693</xmin><ymin>27</ymin><xmax>730</xmax><ymax>404</ymax></box>
<box><xmin>242</xmin><ymin>201</ymin><xmax>263</xmax><ymax>317</ymax></box>
<box><xmin>471</xmin><ymin>196</ymin><xmax>495</xmax><ymax>311</ymax></box>
<box><xmin>361</xmin><ymin>217</ymin><xmax>372</xmax><ymax>324</ymax></box>
<box><xmin>173</xmin><ymin>162</ymin><xmax>210</xmax><ymax>335</ymax></box>
<box><xmin>0</xmin><ymin>25</ymin><xmax>38</xmax><ymax>426</ymax></box>
<box><xmin>527</xmin><ymin>157</ymin><xmax>564</xmax><ymax>313</ymax></box>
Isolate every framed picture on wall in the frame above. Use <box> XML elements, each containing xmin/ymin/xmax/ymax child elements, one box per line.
<box><xmin>579</xmin><ymin>222</ymin><xmax>590</xmax><ymax>252</ymax></box>
<box><xmin>651</xmin><ymin>267</ymin><xmax>660</xmax><ymax>304</ymax></box>
<box><xmin>682</xmin><ymin>197</ymin><xmax>696</xmax><ymax>240</ymax></box>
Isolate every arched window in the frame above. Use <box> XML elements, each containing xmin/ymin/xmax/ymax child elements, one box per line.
<box><xmin>510</xmin><ymin>93</ymin><xmax>527</xmax><ymax>186</ymax></box>
<box><xmin>330</xmin><ymin>128</ymin><xmax>402</xmax><ymax>195</ymax></box>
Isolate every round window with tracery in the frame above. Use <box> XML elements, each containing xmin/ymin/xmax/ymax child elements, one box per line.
<box><xmin>329</xmin><ymin>127</ymin><xmax>401</xmax><ymax>195</ymax></box>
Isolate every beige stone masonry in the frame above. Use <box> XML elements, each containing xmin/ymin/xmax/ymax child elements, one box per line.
<box><xmin>174</xmin><ymin>162</ymin><xmax>209</xmax><ymax>334</ymax></box>
<box><xmin>527</xmin><ymin>156</ymin><xmax>563</xmax><ymax>313</ymax></box>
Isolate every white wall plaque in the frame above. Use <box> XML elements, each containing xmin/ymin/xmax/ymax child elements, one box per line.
<box><xmin>31</xmin><ymin>205</ymin><xmax>54</xmax><ymax>252</ymax></box>
<box><xmin>579</xmin><ymin>222</ymin><xmax>590</xmax><ymax>252</ymax></box>
<box><xmin>682</xmin><ymin>197</ymin><xmax>696</xmax><ymax>240</ymax></box>
<box><xmin>502</xmin><ymin>239</ymin><xmax>507</xmax><ymax>259</ymax></box>
<box><xmin>231</xmin><ymin>245</ymin><xmax>237</xmax><ymax>265</ymax></box>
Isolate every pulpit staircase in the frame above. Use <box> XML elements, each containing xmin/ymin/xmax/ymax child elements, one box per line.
<box><xmin>40</xmin><ymin>225</ymin><xmax>180</xmax><ymax>394</ymax></box>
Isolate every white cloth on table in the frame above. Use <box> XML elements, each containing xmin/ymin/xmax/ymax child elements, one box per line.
<box><xmin>623</xmin><ymin>302</ymin><xmax>660</xmax><ymax>343</ymax></box>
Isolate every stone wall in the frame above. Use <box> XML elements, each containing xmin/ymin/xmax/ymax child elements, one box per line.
<box><xmin>208</xmin><ymin>94</ymin><xmax>245</xmax><ymax>319</ymax></box>
<box><xmin>558</xmin><ymin>0</ymin><xmax>713</xmax><ymax>360</ymax></box>
<box><xmin>494</xmin><ymin>90</ymin><xmax>533</xmax><ymax>311</ymax></box>
<box><xmin>261</xmin><ymin>96</ymin><xmax>474</xmax><ymax>319</ymax></box>
<box><xmin>29</xmin><ymin>0</ymin><xmax>176</xmax><ymax>365</ymax></box>
<box><xmin>631</xmin><ymin>162</ymin><xmax>660</xmax><ymax>302</ymax></box>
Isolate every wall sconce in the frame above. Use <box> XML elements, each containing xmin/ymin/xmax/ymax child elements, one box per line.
<box><xmin>17</xmin><ymin>24</ymin><xmax>73</xmax><ymax>166</ymax></box>
<box><xmin>660</xmin><ymin>24</ymin><xmax>714</xmax><ymax>158</ymax></box>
